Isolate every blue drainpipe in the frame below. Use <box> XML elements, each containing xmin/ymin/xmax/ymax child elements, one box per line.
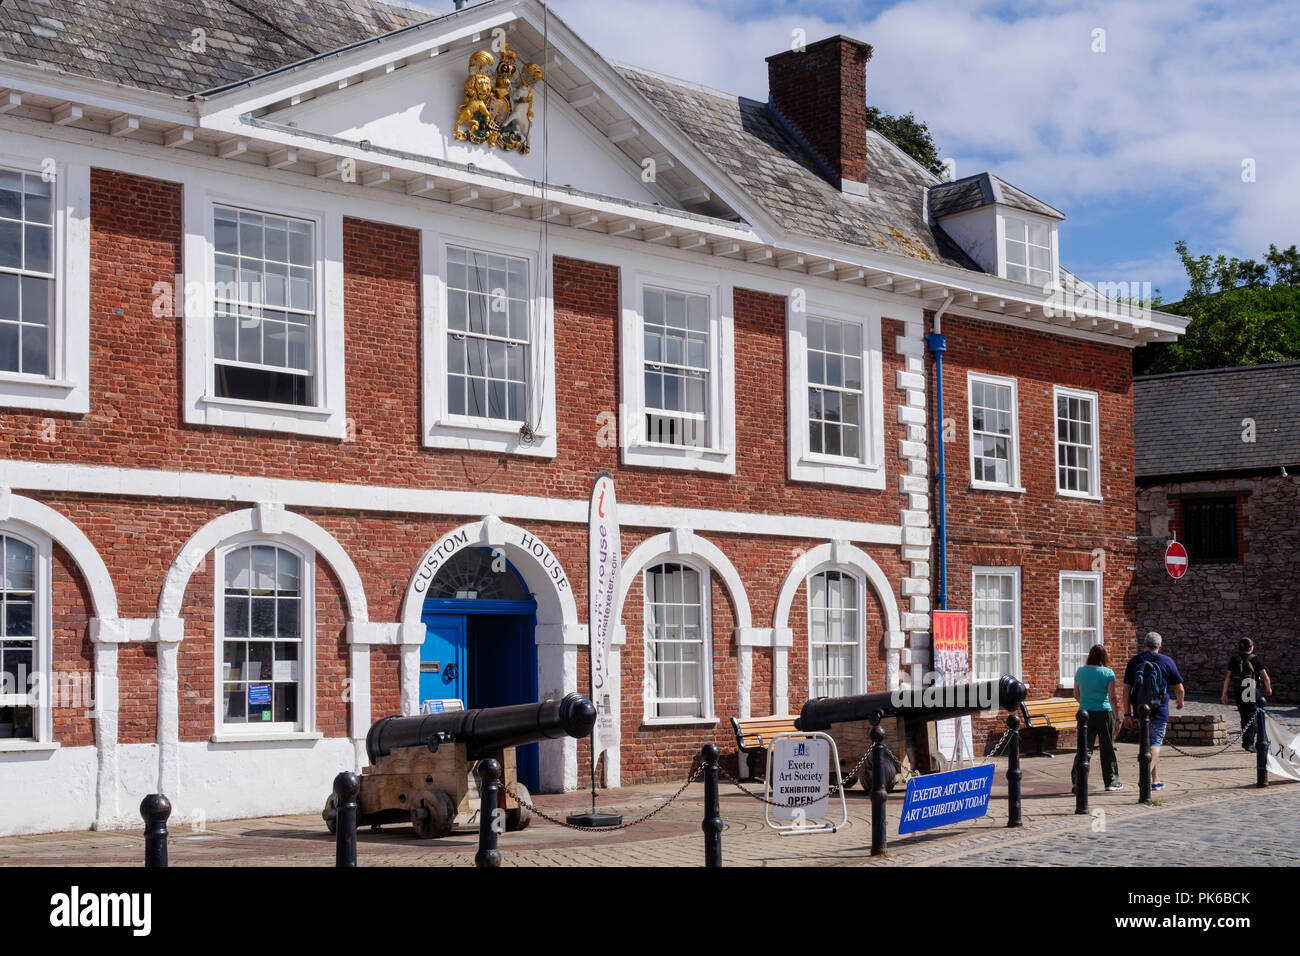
<box><xmin>926</xmin><ymin>330</ymin><xmax>948</xmax><ymax>611</ymax></box>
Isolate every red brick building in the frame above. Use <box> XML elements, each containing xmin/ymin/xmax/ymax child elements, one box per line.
<box><xmin>0</xmin><ymin>0</ymin><xmax>1185</xmax><ymax>834</ymax></box>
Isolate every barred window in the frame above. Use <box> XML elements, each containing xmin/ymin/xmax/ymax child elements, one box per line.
<box><xmin>221</xmin><ymin>544</ymin><xmax>306</xmax><ymax>728</ymax></box>
<box><xmin>807</xmin><ymin>318</ymin><xmax>863</xmax><ymax>460</ymax></box>
<box><xmin>0</xmin><ymin>535</ymin><xmax>36</xmax><ymax>739</ymax></box>
<box><xmin>969</xmin><ymin>375</ymin><xmax>1018</xmax><ymax>487</ymax></box>
<box><xmin>808</xmin><ymin>570</ymin><xmax>860</xmax><ymax>698</ymax></box>
<box><xmin>643</xmin><ymin>287</ymin><xmax>710</xmax><ymax>447</ymax></box>
<box><xmin>1056</xmin><ymin>389</ymin><xmax>1098</xmax><ymax>496</ymax></box>
<box><xmin>1004</xmin><ymin>215</ymin><xmax>1052</xmax><ymax>287</ymax></box>
<box><xmin>1059</xmin><ymin>573</ymin><xmax>1101</xmax><ymax>684</ymax></box>
<box><xmin>445</xmin><ymin>245</ymin><xmax>529</xmax><ymax>423</ymax></box>
<box><xmin>972</xmin><ymin>570</ymin><xmax>1018</xmax><ymax>681</ymax></box>
<box><xmin>645</xmin><ymin>562</ymin><xmax>708</xmax><ymax>719</ymax></box>
<box><xmin>0</xmin><ymin>168</ymin><xmax>54</xmax><ymax>377</ymax></box>
<box><xmin>213</xmin><ymin>206</ymin><xmax>315</xmax><ymax>406</ymax></box>
<box><xmin>1183</xmin><ymin>498</ymin><xmax>1238</xmax><ymax>564</ymax></box>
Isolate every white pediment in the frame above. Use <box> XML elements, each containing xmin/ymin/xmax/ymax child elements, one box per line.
<box><xmin>259</xmin><ymin>46</ymin><xmax>676</xmax><ymax>209</ymax></box>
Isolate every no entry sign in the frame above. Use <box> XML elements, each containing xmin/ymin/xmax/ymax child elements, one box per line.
<box><xmin>1165</xmin><ymin>540</ymin><xmax>1188</xmax><ymax>579</ymax></box>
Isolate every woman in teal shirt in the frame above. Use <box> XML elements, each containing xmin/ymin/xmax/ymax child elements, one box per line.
<box><xmin>1073</xmin><ymin>645</ymin><xmax>1122</xmax><ymax>791</ymax></box>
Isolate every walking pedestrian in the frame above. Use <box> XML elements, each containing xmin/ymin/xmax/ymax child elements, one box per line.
<box><xmin>1220</xmin><ymin>638</ymin><xmax>1273</xmax><ymax>752</ymax></box>
<box><xmin>1074</xmin><ymin>644</ymin><xmax>1123</xmax><ymax>791</ymax></box>
<box><xmin>1119</xmin><ymin>632</ymin><xmax>1185</xmax><ymax>791</ymax></box>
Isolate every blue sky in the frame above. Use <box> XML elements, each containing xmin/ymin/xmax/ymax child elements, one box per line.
<box><xmin>531</xmin><ymin>0</ymin><xmax>1300</xmax><ymax>301</ymax></box>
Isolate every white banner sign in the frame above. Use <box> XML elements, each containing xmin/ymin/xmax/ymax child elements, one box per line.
<box><xmin>771</xmin><ymin>736</ymin><xmax>830</xmax><ymax>821</ymax></box>
<box><xmin>1266</xmin><ymin>722</ymin><xmax>1300</xmax><ymax>782</ymax></box>
<box><xmin>588</xmin><ymin>472</ymin><xmax>620</xmax><ymax>769</ymax></box>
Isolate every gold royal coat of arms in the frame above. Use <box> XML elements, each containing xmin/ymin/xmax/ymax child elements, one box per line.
<box><xmin>453</xmin><ymin>41</ymin><xmax>544</xmax><ymax>154</ymax></box>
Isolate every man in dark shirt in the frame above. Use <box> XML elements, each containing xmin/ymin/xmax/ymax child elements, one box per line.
<box><xmin>1220</xmin><ymin>638</ymin><xmax>1273</xmax><ymax>752</ymax></box>
<box><xmin>1120</xmin><ymin>631</ymin><xmax>1185</xmax><ymax>791</ymax></box>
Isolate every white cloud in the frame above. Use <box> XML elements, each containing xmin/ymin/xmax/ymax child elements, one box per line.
<box><xmin>539</xmin><ymin>0</ymin><xmax>1300</xmax><ymax>270</ymax></box>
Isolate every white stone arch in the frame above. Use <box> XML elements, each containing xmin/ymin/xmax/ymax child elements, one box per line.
<box><xmin>158</xmin><ymin>504</ymin><xmax>368</xmax><ymax>622</ymax></box>
<box><xmin>615</xmin><ymin>528</ymin><xmax>760</xmax><ymax>725</ymax></box>
<box><xmin>772</xmin><ymin>540</ymin><xmax>906</xmax><ymax>702</ymax></box>
<box><xmin>0</xmin><ymin>489</ymin><xmax>118</xmax><ymax>619</ymax></box>
<box><xmin>399</xmin><ymin>516</ymin><xmax>580</xmax><ymax>635</ymax></box>
<box><xmin>399</xmin><ymin>516</ymin><xmax>582</xmax><ymax>793</ymax></box>
<box><xmin>614</xmin><ymin>528</ymin><xmax>752</xmax><ymax>630</ymax></box>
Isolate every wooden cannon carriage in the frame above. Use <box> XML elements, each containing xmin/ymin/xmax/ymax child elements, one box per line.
<box><xmin>323</xmin><ymin>693</ymin><xmax>596</xmax><ymax>839</ymax></box>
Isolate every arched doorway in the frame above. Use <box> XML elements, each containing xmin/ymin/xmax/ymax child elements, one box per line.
<box><xmin>420</xmin><ymin>546</ymin><xmax>540</xmax><ymax>791</ymax></box>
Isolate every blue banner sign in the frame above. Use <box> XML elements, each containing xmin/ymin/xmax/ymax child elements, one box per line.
<box><xmin>898</xmin><ymin>763</ymin><xmax>995</xmax><ymax>834</ymax></box>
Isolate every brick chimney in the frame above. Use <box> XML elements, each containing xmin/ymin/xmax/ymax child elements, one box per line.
<box><xmin>766</xmin><ymin>35</ymin><xmax>873</xmax><ymax>195</ymax></box>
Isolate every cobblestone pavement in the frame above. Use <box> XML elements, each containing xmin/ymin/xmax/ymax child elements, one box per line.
<box><xmin>2</xmin><ymin>732</ymin><xmax>1296</xmax><ymax>867</ymax></box>
<box><xmin>928</xmin><ymin>784</ymin><xmax>1300</xmax><ymax>867</ymax></box>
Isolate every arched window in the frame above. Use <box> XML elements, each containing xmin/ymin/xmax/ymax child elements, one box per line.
<box><xmin>217</xmin><ymin>541</ymin><xmax>314</xmax><ymax>733</ymax></box>
<box><xmin>644</xmin><ymin>561</ymin><xmax>712</xmax><ymax>720</ymax></box>
<box><xmin>1</xmin><ymin>531</ymin><xmax>47</xmax><ymax>742</ymax></box>
<box><xmin>808</xmin><ymin>569</ymin><xmax>862</xmax><ymax>698</ymax></box>
<box><xmin>428</xmin><ymin>547</ymin><xmax>530</xmax><ymax>602</ymax></box>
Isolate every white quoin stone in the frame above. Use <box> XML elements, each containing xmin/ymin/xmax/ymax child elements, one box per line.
<box><xmin>896</xmin><ymin>370</ymin><xmax>925</xmax><ymax>391</ymax></box>
<box><xmin>898</xmin><ymin>405</ymin><xmax>926</xmax><ymax>426</ymax></box>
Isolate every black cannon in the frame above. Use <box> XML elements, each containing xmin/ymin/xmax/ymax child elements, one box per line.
<box><xmin>795</xmin><ymin>675</ymin><xmax>1029</xmax><ymax>791</ymax></box>
<box><xmin>797</xmin><ymin>674</ymin><xmax>1029</xmax><ymax>731</ymax></box>
<box><xmin>325</xmin><ymin>694</ymin><xmax>597</xmax><ymax>839</ymax></box>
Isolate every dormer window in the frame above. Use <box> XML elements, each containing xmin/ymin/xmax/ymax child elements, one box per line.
<box><xmin>1003</xmin><ymin>214</ymin><xmax>1052</xmax><ymax>288</ymax></box>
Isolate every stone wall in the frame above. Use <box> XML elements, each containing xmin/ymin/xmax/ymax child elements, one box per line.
<box><xmin>1136</xmin><ymin>473</ymin><xmax>1300</xmax><ymax>702</ymax></box>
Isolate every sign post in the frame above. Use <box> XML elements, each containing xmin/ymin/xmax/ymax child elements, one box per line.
<box><xmin>1165</xmin><ymin>539</ymin><xmax>1188</xmax><ymax>579</ymax></box>
<box><xmin>567</xmin><ymin>472</ymin><xmax>623</xmax><ymax>828</ymax></box>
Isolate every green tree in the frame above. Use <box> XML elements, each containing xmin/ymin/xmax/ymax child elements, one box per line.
<box><xmin>866</xmin><ymin>106</ymin><xmax>945</xmax><ymax>177</ymax></box>
<box><xmin>1133</xmin><ymin>241</ymin><xmax>1300</xmax><ymax>374</ymax></box>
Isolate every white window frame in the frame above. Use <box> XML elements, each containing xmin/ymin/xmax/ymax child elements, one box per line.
<box><xmin>1054</xmin><ymin>385</ymin><xmax>1101</xmax><ymax>499</ymax></box>
<box><xmin>0</xmin><ymin>146</ymin><xmax>90</xmax><ymax>414</ymax></box>
<box><xmin>998</xmin><ymin>210</ymin><xmax>1058</xmax><ymax>292</ymax></box>
<box><xmin>642</xmin><ymin>558</ymin><xmax>715</xmax><ymax>725</ymax></box>
<box><xmin>787</xmin><ymin>298</ymin><xmax>886</xmax><ymax>488</ymax></box>
<box><xmin>212</xmin><ymin>534</ymin><xmax>317</xmax><ymax>739</ymax></box>
<box><xmin>806</xmin><ymin>566</ymin><xmax>867</xmax><ymax>698</ymax></box>
<box><xmin>183</xmin><ymin>186</ymin><xmax>346</xmax><ymax>438</ymax></box>
<box><xmin>970</xmin><ymin>566</ymin><xmax>1021</xmax><ymax>682</ymax></box>
<box><xmin>1058</xmin><ymin>570</ymin><xmax>1103</xmax><ymax>688</ymax></box>
<box><xmin>620</xmin><ymin>269</ymin><xmax>734</xmax><ymax>474</ymax></box>
<box><xmin>967</xmin><ymin>371</ymin><xmax>1022</xmax><ymax>491</ymax></box>
<box><xmin>421</xmin><ymin>224</ymin><xmax>555</xmax><ymax>457</ymax></box>
<box><xmin>0</xmin><ymin>526</ymin><xmax>54</xmax><ymax>748</ymax></box>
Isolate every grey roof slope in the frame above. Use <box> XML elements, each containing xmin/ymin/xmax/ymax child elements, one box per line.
<box><xmin>929</xmin><ymin>172</ymin><xmax>1065</xmax><ymax>221</ymax></box>
<box><xmin>0</xmin><ymin>0</ymin><xmax>425</xmax><ymax>94</ymax></box>
<box><xmin>2</xmin><ymin>0</ymin><xmax>1061</xmax><ymax>275</ymax></box>
<box><xmin>618</xmin><ymin>65</ymin><xmax>979</xmax><ymax>269</ymax></box>
<box><xmin>1134</xmin><ymin>362</ymin><xmax>1300</xmax><ymax>478</ymax></box>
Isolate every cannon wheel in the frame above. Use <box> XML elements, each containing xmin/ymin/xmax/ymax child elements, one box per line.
<box><xmin>323</xmin><ymin>794</ymin><xmax>338</xmax><ymax>835</ymax></box>
<box><xmin>410</xmin><ymin>789</ymin><xmax>455</xmax><ymax>839</ymax></box>
<box><xmin>858</xmin><ymin>751</ymin><xmax>902</xmax><ymax>794</ymax></box>
<box><xmin>505</xmin><ymin>782</ymin><xmax>532</xmax><ymax>832</ymax></box>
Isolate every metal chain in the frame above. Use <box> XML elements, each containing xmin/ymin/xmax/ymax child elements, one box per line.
<box><xmin>1160</xmin><ymin>709</ymin><xmax>1260</xmax><ymax>759</ymax></box>
<box><xmin>497</xmin><ymin>760</ymin><xmax>706</xmax><ymax>832</ymax></box>
<box><xmin>985</xmin><ymin>727</ymin><xmax>1014</xmax><ymax>759</ymax></box>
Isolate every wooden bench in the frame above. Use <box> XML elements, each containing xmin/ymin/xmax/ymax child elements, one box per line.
<box><xmin>1019</xmin><ymin>698</ymin><xmax>1082</xmax><ymax>757</ymax></box>
<box><xmin>731</xmin><ymin>714</ymin><xmax>799</xmax><ymax>781</ymax></box>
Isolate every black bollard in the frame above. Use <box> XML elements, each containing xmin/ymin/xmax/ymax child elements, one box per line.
<box><xmin>1073</xmin><ymin>709</ymin><xmax>1090</xmax><ymax>814</ymax></box>
<box><xmin>1256</xmin><ymin>698</ymin><xmax>1268</xmax><ymax>789</ymax></box>
<box><xmin>701</xmin><ymin>744</ymin><xmax>722</xmax><ymax>868</ymax></box>
<box><xmin>1006</xmin><ymin>713</ymin><xmax>1022</xmax><ymax>828</ymax></box>
<box><xmin>140</xmin><ymin>793</ymin><xmax>171</xmax><ymax>868</ymax></box>
<box><xmin>1137</xmin><ymin>704</ymin><xmax>1152</xmax><ymax>803</ymax></box>
<box><xmin>869</xmin><ymin>720</ymin><xmax>887</xmax><ymax>856</ymax></box>
<box><xmin>475</xmin><ymin>758</ymin><xmax>502</xmax><ymax>868</ymax></box>
<box><xmin>332</xmin><ymin>771</ymin><xmax>360</xmax><ymax>868</ymax></box>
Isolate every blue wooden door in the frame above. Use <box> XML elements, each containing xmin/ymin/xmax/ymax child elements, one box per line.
<box><xmin>467</xmin><ymin>614</ymin><xmax>539</xmax><ymax>791</ymax></box>
<box><xmin>419</xmin><ymin>613</ymin><xmax>467</xmax><ymax>708</ymax></box>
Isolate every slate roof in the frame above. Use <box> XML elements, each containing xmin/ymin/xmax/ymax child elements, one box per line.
<box><xmin>1134</xmin><ymin>362</ymin><xmax>1300</xmax><ymax>478</ymax></box>
<box><xmin>929</xmin><ymin>172</ymin><xmax>1065</xmax><ymax>221</ymax></box>
<box><xmin>1</xmin><ymin>0</ymin><xmax>1066</xmax><ymax>277</ymax></box>
<box><xmin>0</xmin><ymin>0</ymin><xmax>425</xmax><ymax>95</ymax></box>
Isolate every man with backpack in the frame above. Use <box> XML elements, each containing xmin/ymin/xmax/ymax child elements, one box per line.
<box><xmin>1119</xmin><ymin>631</ymin><xmax>1185</xmax><ymax>790</ymax></box>
<box><xmin>1220</xmin><ymin>638</ymin><xmax>1273</xmax><ymax>752</ymax></box>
